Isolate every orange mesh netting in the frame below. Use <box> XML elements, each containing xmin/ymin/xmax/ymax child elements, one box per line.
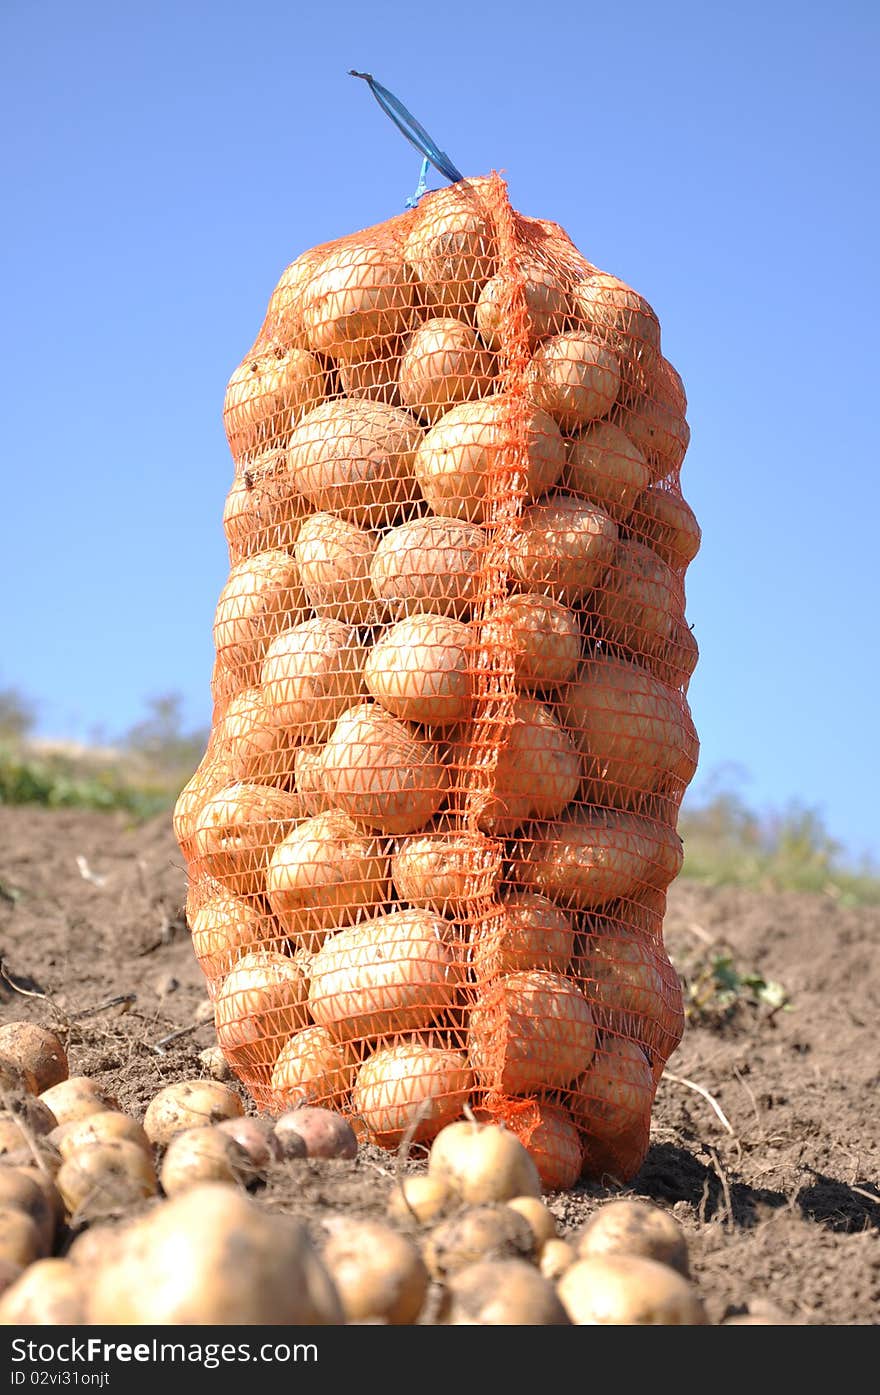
<box><xmin>175</xmin><ymin>173</ymin><xmax>699</xmax><ymax>1188</ymax></box>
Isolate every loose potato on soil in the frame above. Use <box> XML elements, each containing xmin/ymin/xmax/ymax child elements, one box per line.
<box><xmin>414</xmin><ymin>396</ymin><xmax>566</xmax><ymax>524</ymax></box>
<box><xmin>0</xmin><ymin>1258</ymin><xmax>87</xmax><ymax>1325</ymax></box>
<box><xmin>476</xmin><ymin>258</ymin><xmax>570</xmax><ymax>349</ymax></box>
<box><xmin>160</xmin><ymin>1127</ymin><xmax>251</xmax><ymax>1196</ymax></box>
<box><xmin>87</xmin><ymin>1183</ymin><xmax>343</xmax><ymax>1324</ymax></box>
<box><xmin>273</xmin><ymin>1107</ymin><xmax>358</xmax><ymax>1160</ymax></box>
<box><xmin>365</xmin><ymin>612</ymin><xmax>473</xmax><ymax>727</ymax></box>
<box><xmin>295</xmin><ymin>512</ymin><xmax>379</xmax><ymax>627</ymax></box>
<box><xmin>216</xmin><ymin>1116</ymin><xmax>281</xmax><ymax>1170</ymax></box>
<box><xmin>352</xmin><ymin>1042</ymin><xmax>472</xmax><ymax>1148</ymax></box>
<box><xmin>540</xmin><ymin>1238</ymin><xmax>576</xmax><ymax>1281</ymax></box>
<box><xmin>52</xmin><ymin>1111</ymin><xmax>151</xmax><ymax>1160</ymax></box>
<box><xmin>510</xmin><ymin>492</ymin><xmax>618</xmax><ymax>601</ymax></box>
<box><xmin>528</xmin><ymin>331</ymin><xmax>621</xmax><ymax>432</ymax></box>
<box><xmin>565</xmin><ymin>421</ymin><xmax>651</xmax><ymax>522</ymax></box>
<box><xmin>428</xmin><ymin>1121</ymin><xmax>541</xmax><ymax>1204</ymax></box>
<box><xmin>271</xmin><ymin>1032</ymin><xmax>356</xmax><ymax>1109</ymax></box>
<box><xmin>266</xmin><ymin>811</ymin><xmax>390</xmax><ymax>950</ymax></box>
<box><xmin>571</xmin><ymin>1036</ymin><xmax>654</xmax><ymax>1142</ymax></box>
<box><xmin>215</xmin><ymin>952</ymin><xmax>310</xmax><ymax>1081</ymax></box>
<box><xmin>424</xmin><ymin>1204</ymin><xmax>536</xmax><ymax>1279</ymax></box>
<box><xmin>512</xmin><ymin>810</ymin><xmax>684</xmax><ymax>909</ymax></box>
<box><xmin>191</xmin><ymin>782</ymin><xmax>305</xmax><ymax>897</ymax></box>
<box><xmin>469</xmin><ymin>971</ymin><xmax>595</xmax><ymax>1094</ymax></box>
<box><xmin>403</xmin><ymin>178</ymin><xmax>497</xmax><ymax>315</ymax></box>
<box><xmin>576</xmin><ymin>1198</ymin><xmax>689</xmax><ymax>1276</ymax></box>
<box><xmin>387</xmin><ymin>1175</ymin><xmax>451</xmax><ymax>1226</ymax></box>
<box><xmin>0</xmin><ymin>1053</ymin><xmax>37</xmax><ymax>1096</ymax></box>
<box><xmin>0</xmin><ymin>1094</ymin><xmax>57</xmax><ymax>1154</ymax></box>
<box><xmin>469</xmin><ymin>892</ymin><xmax>574</xmax><ymax>976</ymax></box>
<box><xmin>0</xmin><ymin>1207</ymin><xmax>43</xmax><ymax>1267</ymax></box>
<box><xmin>323</xmin><ymin>1218</ymin><xmax>428</xmax><ymax>1324</ymax></box>
<box><xmin>301</xmin><ymin>240</ymin><xmax>415</xmax><ymax>362</ymax></box>
<box><xmin>438</xmin><ymin>1258</ymin><xmax>571</xmax><ymax>1325</ymax></box>
<box><xmin>223</xmin><ymin>342</ymin><xmax>327</xmax><ymax>464</ymax></box>
<box><xmin>506</xmin><ymin>1195</ymin><xmax>558</xmax><ymax>1248</ymax></box>
<box><xmin>558</xmin><ymin>1252</ymin><xmax>706</xmax><ymax>1325</ymax></box>
<box><xmin>0</xmin><ymin>1023</ymin><xmax>67</xmax><ymax>1094</ymax></box>
<box><xmin>480</xmin><ymin>593</ymin><xmax>581</xmax><ymax>691</ymax></box>
<box><xmin>399</xmin><ymin>317</ymin><xmax>494</xmax><ymax>423</ymax></box>
<box><xmin>628</xmin><ymin>486</ymin><xmax>701</xmax><ymax>570</ymax></box>
<box><xmin>392</xmin><ymin>827</ymin><xmax>501</xmax><ymax>917</ymax></box>
<box><xmin>260</xmin><ymin>616</ymin><xmax>365</xmax><ymax>746</ymax></box>
<box><xmin>222</xmin><ymin>451</ymin><xmax>306</xmax><ymax>564</ymax></box>
<box><xmin>318</xmin><ymin>702</ymin><xmax>447</xmax><ymax>834</ymax></box>
<box><xmin>0</xmin><ymin>1170</ymin><xmax>56</xmax><ymax>1253</ymax></box>
<box><xmin>40</xmin><ymin>1077</ymin><xmax>116</xmax><ymax>1128</ymax></box>
<box><xmin>143</xmin><ymin>1080</ymin><xmax>244</xmax><ymax>1146</ymax></box>
<box><xmin>463</xmin><ymin>696</ymin><xmax>580</xmax><ymax>834</ymax></box>
<box><xmin>56</xmin><ymin>1140</ymin><xmax>158</xmax><ymax>1217</ymax></box>
<box><xmin>370</xmin><ymin>513</ymin><xmax>487</xmax><ymax>619</ymax></box>
<box><xmin>285</xmin><ymin>398</ymin><xmax>422</xmax><ymax>530</ymax></box>
<box><xmin>308</xmin><ymin>908</ymin><xmax>458</xmax><ymax>1044</ymax></box>
<box><xmin>212</xmin><ymin>550</ymin><xmax>305</xmax><ymax>699</ymax></box>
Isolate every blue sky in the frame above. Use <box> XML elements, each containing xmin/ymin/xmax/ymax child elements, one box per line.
<box><xmin>2</xmin><ymin>0</ymin><xmax>878</xmax><ymax>860</ymax></box>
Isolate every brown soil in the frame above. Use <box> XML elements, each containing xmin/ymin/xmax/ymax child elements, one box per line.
<box><xmin>1</xmin><ymin>806</ymin><xmax>877</xmax><ymax>1324</ymax></box>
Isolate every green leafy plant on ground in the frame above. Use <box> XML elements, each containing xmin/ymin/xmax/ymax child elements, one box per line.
<box><xmin>679</xmin><ymin>946</ymin><xmax>791</xmax><ymax>1027</ymax></box>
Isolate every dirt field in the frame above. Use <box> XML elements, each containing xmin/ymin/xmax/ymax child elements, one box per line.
<box><xmin>1</xmin><ymin>806</ymin><xmax>877</xmax><ymax>1325</ymax></box>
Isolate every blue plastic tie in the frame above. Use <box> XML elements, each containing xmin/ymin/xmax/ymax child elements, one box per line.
<box><xmin>349</xmin><ymin>71</ymin><xmax>465</xmax><ymax>200</ymax></box>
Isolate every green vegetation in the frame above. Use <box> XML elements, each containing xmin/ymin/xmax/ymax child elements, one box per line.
<box><xmin>680</xmin><ymin>946</ymin><xmax>790</xmax><ymax>1027</ymax></box>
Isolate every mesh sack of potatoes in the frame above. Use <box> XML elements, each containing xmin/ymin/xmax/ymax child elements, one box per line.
<box><xmin>175</xmin><ymin>171</ymin><xmax>699</xmax><ymax>1187</ymax></box>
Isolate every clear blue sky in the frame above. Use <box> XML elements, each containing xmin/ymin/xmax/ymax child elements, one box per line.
<box><xmin>2</xmin><ymin>0</ymin><xmax>877</xmax><ymax>860</ymax></box>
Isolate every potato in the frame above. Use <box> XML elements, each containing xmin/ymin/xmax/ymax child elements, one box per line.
<box><xmin>424</xmin><ymin>1204</ymin><xmax>535</xmax><ymax>1279</ymax></box>
<box><xmin>323</xmin><ymin>1218</ymin><xmax>428</xmax><ymax>1323</ymax></box>
<box><xmin>0</xmin><ymin>1170</ymin><xmax>56</xmax><ymax>1253</ymax></box>
<box><xmin>469</xmin><ymin>971</ymin><xmax>595</xmax><ymax>1095</ymax></box>
<box><xmin>480</xmin><ymin>593</ymin><xmax>581</xmax><ymax>691</ymax></box>
<box><xmin>370</xmin><ymin>513</ymin><xmax>487</xmax><ymax>619</ymax></box>
<box><xmin>576</xmin><ymin>1198</ymin><xmax>689</xmax><ymax>1276</ymax></box>
<box><xmin>270</xmin><ymin>1028</ymin><xmax>355</xmax><ymax>1108</ymax></box>
<box><xmin>595</xmin><ymin>538</ymin><xmax>681</xmax><ymax>658</ymax></box>
<box><xmin>646</xmin><ymin>613</ymin><xmax>699</xmax><ymax>691</ymax></box>
<box><xmin>438</xmin><ymin>1257</ymin><xmax>570</xmax><ymax>1325</ymax></box>
<box><xmin>399</xmin><ymin>317</ymin><xmax>494</xmax><ymax>423</ymax></box>
<box><xmin>510</xmin><ymin>492</ymin><xmax>618</xmax><ymax>600</ymax></box>
<box><xmin>403</xmin><ymin>178</ymin><xmax>497</xmax><ymax>315</ymax></box>
<box><xmin>428</xmin><ymin>1121</ymin><xmax>541</xmax><ymax>1204</ymax></box>
<box><xmin>392</xmin><ymin>828</ymin><xmax>501</xmax><ymax>917</ymax></box>
<box><xmin>470</xmin><ymin>892</ymin><xmax>574</xmax><ymax>976</ymax></box>
<box><xmin>0</xmin><ymin>1052</ymin><xmax>37</xmax><ymax>1096</ymax></box>
<box><xmin>365</xmin><ymin>612</ymin><xmax>473</xmax><ymax>727</ymax></box>
<box><xmin>572</xmin><ymin>1036</ymin><xmax>654</xmax><ymax>1142</ymax></box>
<box><xmin>617</xmin><ymin>354</ymin><xmax>689</xmax><ymax>476</ymax></box>
<box><xmin>319</xmin><ymin>702</ymin><xmax>446</xmax><ymax>834</ymax></box>
<box><xmin>561</xmin><ymin>656</ymin><xmax>699</xmax><ymax>807</ymax></box>
<box><xmin>0</xmin><ymin>1093</ymin><xmax>56</xmax><ymax>1154</ymax></box>
<box><xmin>172</xmin><ymin>751</ymin><xmax>225</xmax><ymax>861</ymax></box>
<box><xmin>629</xmin><ymin>486</ymin><xmax>701</xmax><ymax>570</ymax></box>
<box><xmin>39</xmin><ymin>1077</ymin><xmax>115</xmax><ymax>1128</ymax></box>
<box><xmin>308</xmin><ymin>908</ymin><xmax>457</xmax><ymax>1044</ymax></box>
<box><xmin>338</xmin><ymin>342</ymin><xmax>403</xmax><ymax>405</ymax></box>
<box><xmin>286</xmin><ymin>398</ymin><xmax>421</xmax><ymax>530</ymax></box>
<box><xmin>0</xmin><ymin>1259</ymin><xmax>23</xmax><ymax>1297</ymax></box>
<box><xmin>540</xmin><ymin>1238</ymin><xmax>576</xmax><ymax>1280</ymax></box>
<box><xmin>0</xmin><ymin>1207</ymin><xmax>42</xmax><ymax>1268</ymax></box>
<box><xmin>267</xmin><ymin>811</ymin><xmax>390</xmax><ymax>949</ymax></box>
<box><xmin>212</xmin><ymin>550</ymin><xmax>305</xmax><ymax>698</ymax></box>
<box><xmin>293</xmin><ymin>742</ymin><xmax>331</xmax><ymax>814</ymax></box>
<box><xmin>192</xmin><ymin>782</ymin><xmax>304</xmax><ymax>896</ymax></box>
<box><xmin>387</xmin><ymin>1175</ymin><xmax>451</xmax><ymax>1226</ymax></box>
<box><xmin>160</xmin><ymin>1126</ymin><xmax>251</xmax><ymax>1196</ymax></box>
<box><xmin>506</xmin><ymin>1195</ymin><xmax>558</xmax><ymax>1248</ymax></box>
<box><xmin>572</xmin><ymin>273</ymin><xmax>661</xmax><ymax>355</ymax></box>
<box><xmin>143</xmin><ymin>1080</ymin><xmax>244</xmax><ymax>1146</ymax></box>
<box><xmin>0</xmin><ymin>1258</ymin><xmax>86</xmax><ymax>1324</ymax></box>
<box><xmin>465</xmin><ymin>697</ymin><xmax>580</xmax><ymax>834</ymax></box>
<box><xmin>476</xmin><ymin>259</ymin><xmax>570</xmax><ymax>349</ymax></box>
<box><xmin>514</xmin><ymin>1102</ymin><xmax>582</xmax><ymax>1190</ymax></box>
<box><xmin>212</xmin><ymin>685</ymin><xmax>296</xmax><ymax>786</ymax></box>
<box><xmin>222</xmin><ymin>453</ymin><xmax>307</xmax><ymax>565</ymax></box>
<box><xmin>262</xmin><ymin>247</ymin><xmax>325</xmax><ymax>350</ymax></box>
<box><xmin>512</xmin><ymin>810</ymin><xmax>684</xmax><ymax>908</ymax></box>
<box><xmin>558</xmin><ymin>1253</ymin><xmax>706</xmax><ymax>1324</ymax></box>
<box><xmin>215</xmin><ymin>952</ymin><xmax>310</xmax><ymax>1080</ymax></box>
<box><xmin>261</xmin><ymin>617</ymin><xmax>365</xmax><ymax>746</ymax></box>
<box><xmin>223</xmin><ymin>342</ymin><xmax>327</xmax><ymax>463</ymax></box>
<box><xmin>57</xmin><ymin>1140</ymin><xmax>158</xmax><ymax>1217</ymax></box>
<box><xmin>188</xmin><ymin>886</ymin><xmax>276</xmax><ymax>983</ymax></box>
<box><xmin>414</xmin><ymin>396</ymin><xmax>566</xmax><ymax>524</ymax></box>
<box><xmin>352</xmin><ymin>1041</ymin><xmax>472</xmax><ymax>1147</ymax></box>
<box><xmin>53</xmin><ymin>1112</ymin><xmax>151</xmax><ymax>1160</ymax></box>
<box><xmin>273</xmin><ymin>1107</ymin><xmax>358</xmax><ymax>1160</ymax></box>
<box><xmin>295</xmin><ymin>512</ymin><xmax>380</xmax><ymax>627</ymax></box>
<box><xmin>199</xmin><ymin>1045</ymin><xmax>234</xmax><ymax>1081</ymax></box>
<box><xmin>575</xmin><ymin>923</ymin><xmax>683</xmax><ymax>1060</ymax></box>
<box><xmin>0</xmin><ymin>1024</ymin><xmax>67</xmax><ymax>1094</ymax></box>
<box><xmin>565</xmin><ymin>421</ymin><xmax>651</xmax><ymax>521</ymax></box>
<box><xmin>216</xmin><ymin>1115</ymin><xmax>281</xmax><ymax>1170</ymax></box>
<box><xmin>528</xmin><ymin>331</ymin><xmax>620</xmax><ymax>432</ymax></box>
<box><xmin>87</xmin><ymin>1183</ymin><xmax>343</xmax><ymax>1324</ymax></box>
<box><xmin>301</xmin><ymin>240</ymin><xmax>414</xmax><ymax>361</ymax></box>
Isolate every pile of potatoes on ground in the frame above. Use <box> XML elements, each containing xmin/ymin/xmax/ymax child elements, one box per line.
<box><xmin>0</xmin><ymin>1020</ymin><xmax>781</xmax><ymax>1325</ymax></box>
<box><xmin>174</xmin><ymin>172</ymin><xmax>701</xmax><ymax>1186</ymax></box>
